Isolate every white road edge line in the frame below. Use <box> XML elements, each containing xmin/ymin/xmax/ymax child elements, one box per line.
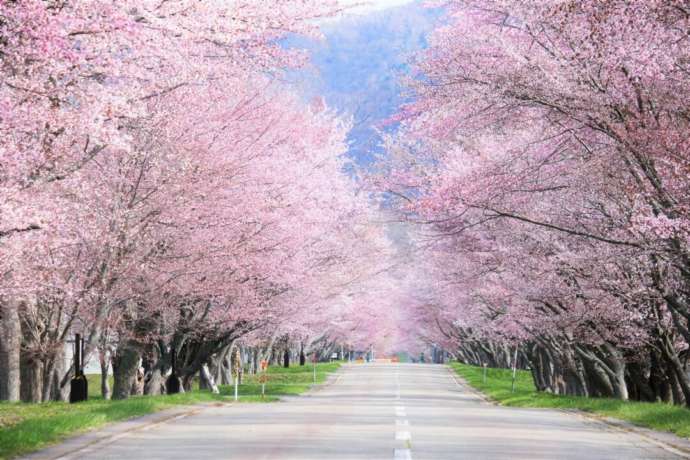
<box><xmin>569</xmin><ymin>412</ymin><xmax>690</xmax><ymax>460</ymax></box>
<box><xmin>55</xmin><ymin>412</ymin><xmax>193</xmax><ymax>460</ymax></box>
<box><xmin>445</xmin><ymin>366</ymin><xmax>489</xmax><ymax>403</ymax></box>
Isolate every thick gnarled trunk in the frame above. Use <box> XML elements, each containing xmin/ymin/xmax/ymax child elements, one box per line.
<box><xmin>111</xmin><ymin>341</ymin><xmax>142</xmax><ymax>400</ymax></box>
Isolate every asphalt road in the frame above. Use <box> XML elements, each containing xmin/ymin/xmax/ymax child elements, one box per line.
<box><xmin>34</xmin><ymin>363</ymin><xmax>685</xmax><ymax>460</ymax></box>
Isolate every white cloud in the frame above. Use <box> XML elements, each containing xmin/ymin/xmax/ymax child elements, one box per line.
<box><xmin>339</xmin><ymin>0</ymin><xmax>416</xmax><ymax>16</ymax></box>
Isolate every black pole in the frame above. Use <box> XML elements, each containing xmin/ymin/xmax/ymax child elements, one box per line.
<box><xmin>74</xmin><ymin>334</ymin><xmax>80</xmax><ymax>377</ymax></box>
<box><xmin>81</xmin><ymin>337</ymin><xmax>85</xmax><ymax>374</ymax></box>
<box><xmin>69</xmin><ymin>334</ymin><xmax>88</xmax><ymax>403</ymax></box>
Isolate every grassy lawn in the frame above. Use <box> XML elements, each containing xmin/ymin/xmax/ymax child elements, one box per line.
<box><xmin>450</xmin><ymin>362</ymin><xmax>690</xmax><ymax>439</ymax></box>
<box><xmin>0</xmin><ymin>362</ymin><xmax>341</xmax><ymax>459</ymax></box>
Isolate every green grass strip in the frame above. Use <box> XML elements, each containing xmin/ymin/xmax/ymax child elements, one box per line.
<box><xmin>450</xmin><ymin>362</ymin><xmax>690</xmax><ymax>439</ymax></box>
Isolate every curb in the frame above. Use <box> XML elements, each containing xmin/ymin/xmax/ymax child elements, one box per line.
<box><xmin>562</xmin><ymin>409</ymin><xmax>690</xmax><ymax>459</ymax></box>
<box><xmin>20</xmin><ymin>403</ymin><xmax>215</xmax><ymax>460</ymax></box>
<box><xmin>445</xmin><ymin>366</ymin><xmax>493</xmax><ymax>404</ymax></box>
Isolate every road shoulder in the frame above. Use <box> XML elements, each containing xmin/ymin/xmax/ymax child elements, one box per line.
<box><xmin>21</xmin><ymin>404</ymin><xmax>214</xmax><ymax>460</ymax></box>
<box><xmin>447</xmin><ymin>364</ymin><xmax>690</xmax><ymax>459</ymax></box>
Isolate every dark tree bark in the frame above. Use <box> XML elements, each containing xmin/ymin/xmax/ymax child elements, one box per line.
<box><xmin>625</xmin><ymin>361</ymin><xmax>656</xmax><ymax>402</ymax></box>
<box><xmin>111</xmin><ymin>341</ymin><xmax>141</xmax><ymax>400</ymax></box>
<box><xmin>20</xmin><ymin>353</ymin><xmax>42</xmax><ymax>403</ymax></box>
<box><xmin>251</xmin><ymin>347</ymin><xmax>259</xmax><ymax>375</ymax></box>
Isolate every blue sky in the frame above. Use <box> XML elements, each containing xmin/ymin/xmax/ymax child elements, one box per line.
<box><xmin>287</xmin><ymin>1</ymin><xmax>444</xmax><ymax>168</ymax></box>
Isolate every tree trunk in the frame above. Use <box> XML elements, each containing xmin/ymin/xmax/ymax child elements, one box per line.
<box><xmin>100</xmin><ymin>351</ymin><xmax>111</xmax><ymax>400</ymax></box>
<box><xmin>145</xmin><ymin>368</ymin><xmax>165</xmax><ymax>396</ymax></box>
<box><xmin>252</xmin><ymin>347</ymin><xmax>259</xmax><ymax>375</ymax></box>
<box><xmin>41</xmin><ymin>356</ymin><xmax>57</xmax><ymax>402</ymax></box>
<box><xmin>625</xmin><ymin>361</ymin><xmax>655</xmax><ymax>402</ymax></box>
<box><xmin>39</xmin><ymin>348</ymin><xmax>69</xmax><ymax>402</ymax></box>
<box><xmin>182</xmin><ymin>373</ymin><xmax>195</xmax><ymax>392</ymax></box>
<box><xmin>659</xmin><ymin>332</ymin><xmax>690</xmax><ymax>406</ymax></box>
<box><xmin>611</xmin><ymin>357</ymin><xmax>629</xmax><ymax>401</ymax></box>
<box><xmin>199</xmin><ymin>363</ymin><xmax>220</xmax><ymax>394</ymax></box>
<box><xmin>51</xmin><ymin>355</ymin><xmax>70</xmax><ymax>402</ymax></box>
<box><xmin>220</xmin><ymin>351</ymin><xmax>232</xmax><ymax>384</ymax></box>
<box><xmin>648</xmin><ymin>350</ymin><xmax>672</xmax><ymax>402</ymax></box>
<box><xmin>283</xmin><ymin>348</ymin><xmax>290</xmax><ymax>368</ymax></box>
<box><xmin>130</xmin><ymin>366</ymin><xmax>144</xmax><ymax>396</ymax></box>
<box><xmin>111</xmin><ymin>343</ymin><xmax>141</xmax><ymax>400</ymax></box>
<box><xmin>20</xmin><ymin>354</ymin><xmax>43</xmax><ymax>403</ymax></box>
<box><xmin>208</xmin><ymin>346</ymin><xmax>230</xmax><ymax>384</ymax></box>
<box><xmin>0</xmin><ymin>302</ymin><xmax>21</xmax><ymax>401</ymax></box>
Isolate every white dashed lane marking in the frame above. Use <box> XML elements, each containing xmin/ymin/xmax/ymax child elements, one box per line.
<box><xmin>394</xmin><ymin>370</ymin><xmax>412</xmax><ymax>460</ymax></box>
<box><xmin>394</xmin><ymin>448</ymin><xmax>412</xmax><ymax>460</ymax></box>
<box><xmin>396</xmin><ymin>431</ymin><xmax>411</xmax><ymax>441</ymax></box>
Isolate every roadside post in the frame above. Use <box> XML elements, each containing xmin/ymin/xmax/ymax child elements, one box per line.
<box><xmin>482</xmin><ymin>363</ymin><xmax>487</xmax><ymax>385</ymax></box>
<box><xmin>232</xmin><ymin>363</ymin><xmax>240</xmax><ymax>401</ymax></box>
<box><xmin>260</xmin><ymin>360</ymin><xmax>268</xmax><ymax>399</ymax></box>
<box><xmin>511</xmin><ymin>347</ymin><xmax>518</xmax><ymax>393</ymax></box>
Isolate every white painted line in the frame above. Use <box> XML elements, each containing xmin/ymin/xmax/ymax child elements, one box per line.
<box><xmin>568</xmin><ymin>411</ymin><xmax>690</xmax><ymax>459</ymax></box>
<box><xmin>396</xmin><ymin>430</ymin><xmax>411</xmax><ymax>441</ymax></box>
<box><xmin>394</xmin><ymin>448</ymin><xmax>412</xmax><ymax>460</ymax></box>
<box><xmin>55</xmin><ymin>412</ymin><xmax>193</xmax><ymax>460</ymax></box>
<box><xmin>396</xmin><ymin>419</ymin><xmax>409</xmax><ymax>427</ymax></box>
<box><xmin>395</xmin><ymin>407</ymin><xmax>406</xmax><ymax>417</ymax></box>
<box><xmin>445</xmin><ymin>366</ymin><xmax>490</xmax><ymax>403</ymax></box>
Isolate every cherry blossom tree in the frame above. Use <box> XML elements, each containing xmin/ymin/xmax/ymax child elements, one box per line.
<box><xmin>376</xmin><ymin>0</ymin><xmax>690</xmax><ymax>403</ymax></box>
<box><xmin>2</xmin><ymin>0</ymin><xmax>387</xmax><ymax>402</ymax></box>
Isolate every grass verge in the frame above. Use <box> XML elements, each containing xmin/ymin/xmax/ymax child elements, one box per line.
<box><xmin>450</xmin><ymin>362</ymin><xmax>690</xmax><ymax>439</ymax></box>
<box><xmin>0</xmin><ymin>362</ymin><xmax>341</xmax><ymax>459</ymax></box>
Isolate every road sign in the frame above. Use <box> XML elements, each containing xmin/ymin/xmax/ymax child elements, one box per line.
<box><xmin>260</xmin><ymin>360</ymin><xmax>268</xmax><ymax>371</ymax></box>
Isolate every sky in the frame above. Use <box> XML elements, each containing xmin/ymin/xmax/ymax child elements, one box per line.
<box><xmin>288</xmin><ymin>1</ymin><xmax>445</xmax><ymax>168</ymax></box>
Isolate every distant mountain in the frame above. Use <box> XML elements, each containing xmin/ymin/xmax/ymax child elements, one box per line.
<box><xmin>286</xmin><ymin>2</ymin><xmax>445</xmax><ymax>166</ymax></box>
